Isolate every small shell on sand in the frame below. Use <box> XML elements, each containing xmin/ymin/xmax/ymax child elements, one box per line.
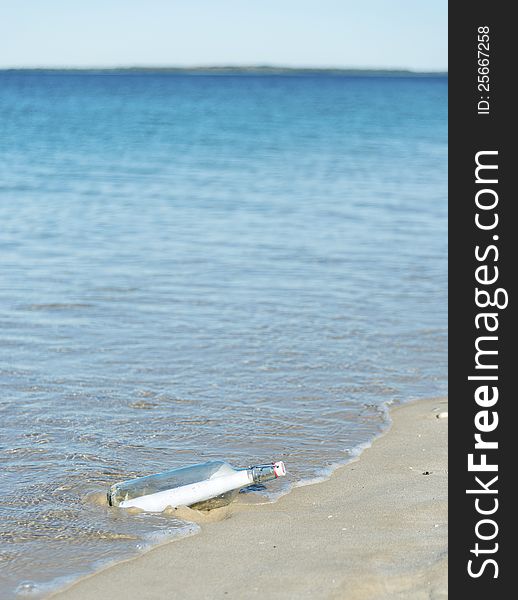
<box><xmin>436</xmin><ymin>412</ymin><xmax>448</xmax><ymax>419</ymax></box>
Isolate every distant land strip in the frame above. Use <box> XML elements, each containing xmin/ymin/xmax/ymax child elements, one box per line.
<box><xmin>1</xmin><ymin>66</ymin><xmax>447</xmax><ymax>77</ymax></box>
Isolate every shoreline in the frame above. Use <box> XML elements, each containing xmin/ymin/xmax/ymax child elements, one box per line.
<box><xmin>50</xmin><ymin>397</ymin><xmax>448</xmax><ymax>599</ymax></box>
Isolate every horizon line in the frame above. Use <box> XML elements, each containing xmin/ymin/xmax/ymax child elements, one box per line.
<box><xmin>0</xmin><ymin>64</ymin><xmax>448</xmax><ymax>75</ymax></box>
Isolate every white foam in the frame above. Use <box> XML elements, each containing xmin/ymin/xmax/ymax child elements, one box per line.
<box><xmin>15</xmin><ymin>574</ymin><xmax>80</xmax><ymax>598</ymax></box>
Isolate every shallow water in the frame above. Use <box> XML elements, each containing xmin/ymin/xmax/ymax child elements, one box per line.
<box><xmin>0</xmin><ymin>71</ymin><xmax>447</xmax><ymax>597</ymax></box>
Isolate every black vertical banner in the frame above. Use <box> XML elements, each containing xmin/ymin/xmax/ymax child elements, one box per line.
<box><xmin>450</xmin><ymin>2</ymin><xmax>514</xmax><ymax>596</ymax></box>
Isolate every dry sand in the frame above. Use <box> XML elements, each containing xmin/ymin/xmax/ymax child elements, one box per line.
<box><xmin>51</xmin><ymin>398</ymin><xmax>448</xmax><ymax>600</ymax></box>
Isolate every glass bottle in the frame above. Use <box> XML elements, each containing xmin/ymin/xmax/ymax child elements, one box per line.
<box><xmin>107</xmin><ymin>460</ymin><xmax>286</xmax><ymax>512</ymax></box>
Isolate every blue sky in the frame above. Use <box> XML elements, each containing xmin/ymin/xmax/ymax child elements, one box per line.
<box><xmin>0</xmin><ymin>1</ymin><xmax>447</xmax><ymax>70</ymax></box>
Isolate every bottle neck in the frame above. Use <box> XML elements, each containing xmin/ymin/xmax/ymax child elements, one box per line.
<box><xmin>249</xmin><ymin>463</ymin><xmax>283</xmax><ymax>484</ymax></box>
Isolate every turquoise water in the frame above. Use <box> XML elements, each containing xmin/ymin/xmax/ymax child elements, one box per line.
<box><xmin>0</xmin><ymin>72</ymin><xmax>447</xmax><ymax>597</ymax></box>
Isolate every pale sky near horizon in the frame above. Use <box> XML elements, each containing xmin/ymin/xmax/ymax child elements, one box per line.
<box><xmin>0</xmin><ymin>1</ymin><xmax>447</xmax><ymax>71</ymax></box>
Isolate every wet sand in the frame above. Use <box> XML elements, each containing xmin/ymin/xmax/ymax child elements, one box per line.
<box><xmin>51</xmin><ymin>398</ymin><xmax>448</xmax><ymax>600</ymax></box>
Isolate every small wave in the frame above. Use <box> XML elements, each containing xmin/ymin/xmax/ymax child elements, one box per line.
<box><xmin>129</xmin><ymin>401</ymin><xmax>159</xmax><ymax>410</ymax></box>
<box><xmin>20</xmin><ymin>303</ymin><xmax>94</xmax><ymax>312</ymax></box>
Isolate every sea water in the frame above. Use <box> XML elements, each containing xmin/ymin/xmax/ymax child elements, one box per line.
<box><xmin>0</xmin><ymin>71</ymin><xmax>447</xmax><ymax>597</ymax></box>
